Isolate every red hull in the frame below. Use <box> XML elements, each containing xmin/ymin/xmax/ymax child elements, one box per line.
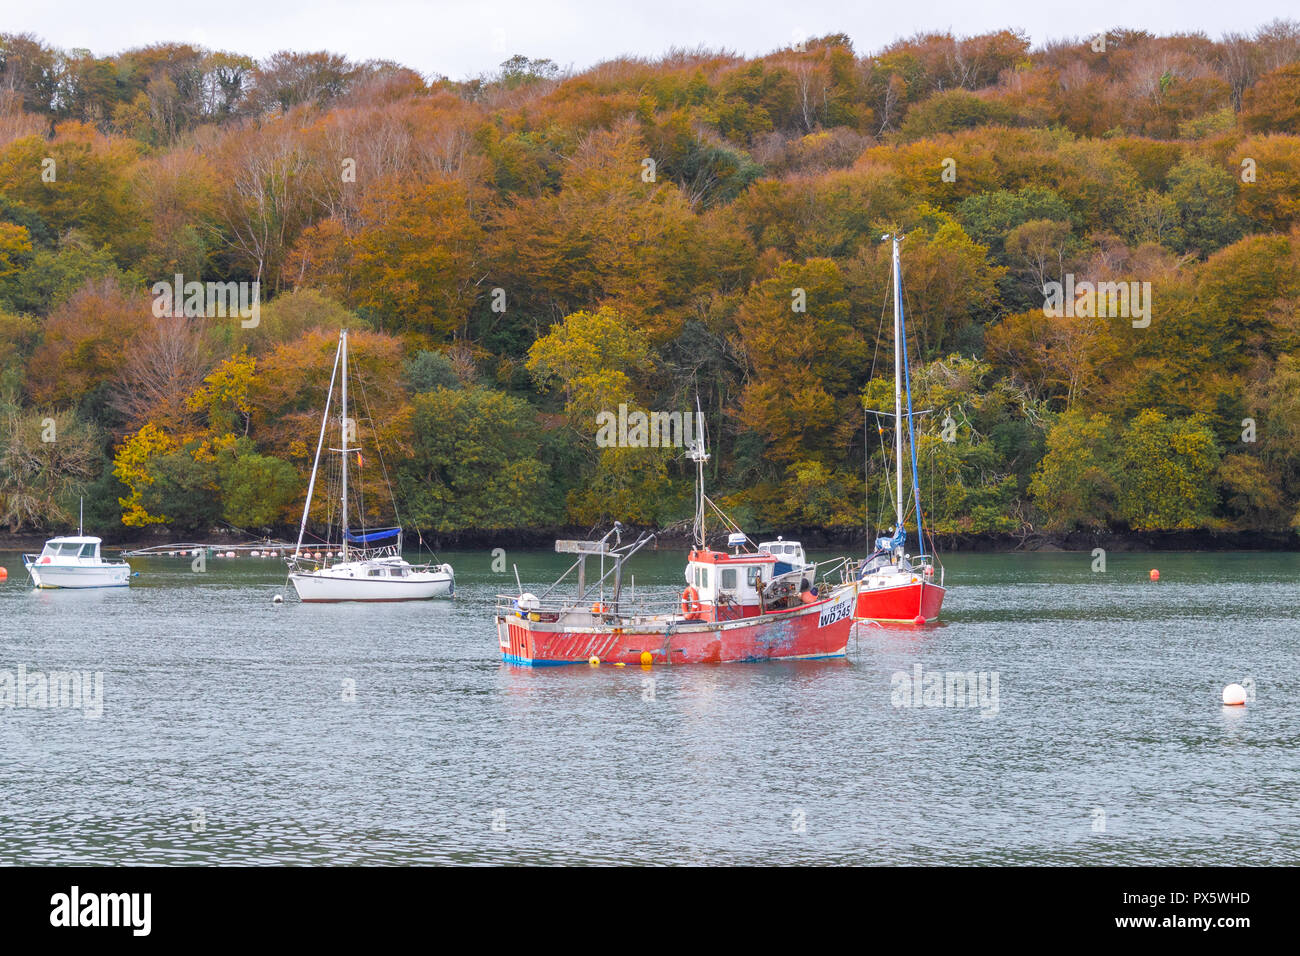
<box><xmin>498</xmin><ymin>587</ymin><xmax>857</xmax><ymax>665</ymax></box>
<box><xmin>854</xmin><ymin>580</ymin><xmax>945</xmax><ymax>623</ymax></box>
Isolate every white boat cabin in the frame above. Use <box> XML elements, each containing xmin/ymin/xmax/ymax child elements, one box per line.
<box><xmin>34</xmin><ymin>536</ymin><xmax>108</xmax><ymax>564</ymax></box>
<box><xmin>757</xmin><ymin>538</ymin><xmax>810</xmax><ymax>574</ymax></box>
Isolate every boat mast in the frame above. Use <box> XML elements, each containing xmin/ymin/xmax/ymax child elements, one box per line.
<box><xmin>293</xmin><ymin>333</ymin><xmax>342</xmax><ymax>560</ymax></box>
<box><xmin>691</xmin><ymin>395</ymin><xmax>709</xmax><ymax>550</ymax></box>
<box><xmin>892</xmin><ymin>235</ymin><xmax>905</xmax><ymax>536</ymax></box>
<box><xmin>340</xmin><ymin>329</ymin><xmax>349</xmax><ymax>562</ymax></box>
<box><xmin>78</xmin><ymin>497</ymin><xmax>83</xmax><ymax>537</ymax></box>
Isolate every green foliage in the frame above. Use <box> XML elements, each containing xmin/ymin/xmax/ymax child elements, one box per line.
<box><xmin>398</xmin><ymin>386</ymin><xmax>556</xmax><ymax>531</ymax></box>
<box><xmin>956</xmin><ymin>186</ymin><xmax>1075</xmax><ymax>256</ymax></box>
<box><xmin>864</xmin><ymin>355</ymin><xmax>1040</xmax><ymax>534</ymax></box>
<box><xmin>404</xmin><ymin>350</ymin><xmax>462</xmax><ymax>392</ymax></box>
<box><xmin>139</xmin><ymin>447</ymin><xmax>221</xmax><ymax>533</ymax></box>
<box><xmin>899</xmin><ymin>90</ymin><xmax>1020</xmax><ymax>140</ymax></box>
<box><xmin>216</xmin><ymin>440</ymin><xmax>299</xmax><ymax>529</ymax></box>
<box><xmin>0</xmin><ymin>233</ymin><xmax>142</xmax><ymax>314</ymax></box>
<box><xmin>1115</xmin><ymin>410</ymin><xmax>1220</xmax><ymax>531</ymax></box>
<box><xmin>1029</xmin><ymin>411</ymin><xmax>1119</xmax><ymax>531</ymax></box>
<box><xmin>1165</xmin><ymin>156</ymin><xmax>1244</xmax><ymax>256</ymax></box>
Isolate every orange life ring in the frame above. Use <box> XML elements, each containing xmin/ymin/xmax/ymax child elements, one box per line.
<box><xmin>681</xmin><ymin>585</ymin><xmax>702</xmax><ymax>617</ymax></box>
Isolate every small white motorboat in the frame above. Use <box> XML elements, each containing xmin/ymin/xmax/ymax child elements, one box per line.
<box><xmin>23</xmin><ymin>536</ymin><xmax>131</xmax><ymax>589</ymax></box>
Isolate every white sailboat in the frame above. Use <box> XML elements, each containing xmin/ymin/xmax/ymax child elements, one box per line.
<box><xmin>23</xmin><ymin>500</ymin><xmax>131</xmax><ymax>589</ymax></box>
<box><xmin>287</xmin><ymin>329</ymin><xmax>454</xmax><ymax>602</ymax></box>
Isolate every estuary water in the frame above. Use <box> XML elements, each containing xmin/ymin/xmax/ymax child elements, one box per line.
<box><xmin>0</xmin><ymin>548</ymin><xmax>1296</xmax><ymax>865</ymax></box>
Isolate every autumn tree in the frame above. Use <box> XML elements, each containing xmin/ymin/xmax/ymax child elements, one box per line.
<box><xmin>1115</xmin><ymin>410</ymin><xmax>1220</xmax><ymax>530</ymax></box>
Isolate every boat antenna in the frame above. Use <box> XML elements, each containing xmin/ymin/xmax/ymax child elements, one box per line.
<box><xmin>78</xmin><ymin>496</ymin><xmax>83</xmax><ymax>537</ymax></box>
<box><xmin>690</xmin><ymin>394</ymin><xmax>709</xmax><ymax>550</ymax></box>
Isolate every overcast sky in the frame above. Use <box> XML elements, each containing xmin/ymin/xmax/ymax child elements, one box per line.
<box><xmin>7</xmin><ymin>1</ymin><xmax>1298</xmax><ymax>79</ymax></box>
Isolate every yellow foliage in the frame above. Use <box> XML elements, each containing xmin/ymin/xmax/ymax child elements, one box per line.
<box><xmin>112</xmin><ymin>422</ymin><xmax>175</xmax><ymax>526</ymax></box>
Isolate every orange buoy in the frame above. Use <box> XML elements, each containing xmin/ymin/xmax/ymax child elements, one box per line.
<box><xmin>591</xmin><ymin>602</ymin><xmax>606</xmax><ymax>613</ymax></box>
<box><xmin>912</xmin><ymin>615</ymin><xmax>926</xmax><ymax>625</ymax></box>
<box><xmin>0</xmin><ymin>567</ymin><xmax>8</xmax><ymax>580</ymax></box>
<box><xmin>1150</xmin><ymin>569</ymin><xmax>1160</xmax><ymax>581</ymax></box>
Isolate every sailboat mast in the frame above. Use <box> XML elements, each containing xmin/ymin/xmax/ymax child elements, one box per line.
<box><xmin>294</xmin><ymin>335</ymin><xmax>341</xmax><ymax>560</ymax></box>
<box><xmin>340</xmin><ymin>329</ymin><xmax>349</xmax><ymax>562</ymax></box>
<box><xmin>892</xmin><ymin>236</ymin><xmax>904</xmax><ymax>534</ymax></box>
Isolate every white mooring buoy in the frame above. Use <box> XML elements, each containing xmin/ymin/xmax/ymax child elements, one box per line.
<box><xmin>272</xmin><ymin>594</ymin><xmax>284</xmax><ymax>604</ymax></box>
<box><xmin>1222</xmin><ymin>683</ymin><xmax>1247</xmax><ymax>706</ymax></box>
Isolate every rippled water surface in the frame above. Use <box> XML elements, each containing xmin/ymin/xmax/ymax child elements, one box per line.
<box><xmin>1</xmin><ymin>548</ymin><xmax>1297</xmax><ymax>865</ymax></box>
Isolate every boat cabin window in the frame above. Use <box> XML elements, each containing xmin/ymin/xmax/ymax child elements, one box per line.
<box><xmin>693</xmin><ymin>566</ymin><xmax>710</xmax><ymax>590</ymax></box>
<box><xmin>746</xmin><ymin>566</ymin><xmax>762</xmax><ymax>587</ymax></box>
<box><xmin>46</xmin><ymin>542</ymin><xmax>88</xmax><ymax>558</ymax></box>
<box><xmin>368</xmin><ymin>568</ymin><xmax>385</xmax><ymax>577</ymax></box>
<box><xmin>719</xmin><ymin>568</ymin><xmax>737</xmax><ymax>590</ymax></box>
<box><xmin>79</xmin><ymin>542</ymin><xmax>97</xmax><ymax>558</ymax></box>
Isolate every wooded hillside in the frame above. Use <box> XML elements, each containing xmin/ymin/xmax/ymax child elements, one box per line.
<box><xmin>2</xmin><ymin>25</ymin><xmax>1299</xmax><ymax>540</ymax></box>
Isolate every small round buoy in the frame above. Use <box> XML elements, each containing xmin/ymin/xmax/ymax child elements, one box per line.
<box><xmin>1222</xmin><ymin>683</ymin><xmax>1247</xmax><ymax>706</ymax></box>
<box><xmin>1150</xmin><ymin>569</ymin><xmax>1160</xmax><ymax>581</ymax></box>
<box><xmin>640</xmin><ymin>651</ymin><xmax>652</xmax><ymax>665</ymax></box>
<box><xmin>588</xmin><ymin>656</ymin><xmax>600</xmax><ymax>666</ymax></box>
<box><xmin>913</xmin><ymin>615</ymin><xmax>926</xmax><ymax>625</ymax></box>
<box><xmin>227</xmin><ymin>551</ymin><xmax>236</xmax><ymax>558</ymax></box>
<box><xmin>0</xmin><ymin>567</ymin><xmax>8</xmax><ymax>581</ymax></box>
<box><xmin>272</xmin><ymin>593</ymin><xmax>284</xmax><ymax>604</ymax></box>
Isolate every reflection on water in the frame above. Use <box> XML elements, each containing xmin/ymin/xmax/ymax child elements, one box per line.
<box><xmin>0</xmin><ymin>549</ymin><xmax>1297</xmax><ymax>864</ymax></box>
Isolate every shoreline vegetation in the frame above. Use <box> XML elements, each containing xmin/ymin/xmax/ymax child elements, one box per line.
<box><xmin>2</xmin><ymin>528</ymin><xmax>1298</xmax><ymax>554</ymax></box>
<box><xmin>2</xmin><ymin>26</ymin><xmax>1300</xmax><ymax>547</ymax></box>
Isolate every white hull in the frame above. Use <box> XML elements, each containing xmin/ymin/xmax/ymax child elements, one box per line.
<box><xmin>26</xmin><ymin>563</ymin><xmax>130</xmax><ymax>589</ymax></box>
<box><xmin>289</xmin><ymin>565</ymin><xmax>454</xmax><ymax>602</ymax></box>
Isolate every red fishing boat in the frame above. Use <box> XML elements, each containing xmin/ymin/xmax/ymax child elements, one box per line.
<box><xmin>854</xmin><ymin>234</ymin><xmax>947</xmax><ymax>625</ymax></box>
<box><xmin>495</xmin><ymin>414</ymin><xmax>860</xmax><ymax>665</ymax></box>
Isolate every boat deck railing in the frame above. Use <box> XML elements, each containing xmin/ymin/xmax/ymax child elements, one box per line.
<box><xmin>23</xmin><ymin>553</ymin><xmax>128</xmax><ymax>567</ymax></box>
<box><xmin>853</xmin><ymin>551</ymin><xmax>944</xmax><ymax>586</ymax></box>
<box><xmin>286</xmin><ymin>542</ymin><xmax>403</xmax><ymax>570</ymax></box>
<box><xmin>494</xmin><ymin>577</ymin><xmax>857</xmax><ymax>627</ymax></box>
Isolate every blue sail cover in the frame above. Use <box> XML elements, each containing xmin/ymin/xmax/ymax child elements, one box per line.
<box><xmin>345</xmin><ymin>527</ymin><xmax>401</xmax><ymax>545</ymax></box>
<box><xmin>874</xmin><ymin>526</ymin><xmax>906</xmax><ymax>552</ymax></box>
